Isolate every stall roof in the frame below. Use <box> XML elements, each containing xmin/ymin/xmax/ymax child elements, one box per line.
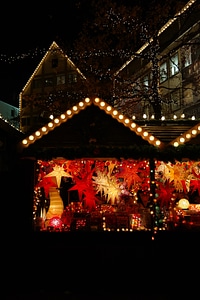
<box><xmin>18</xmin><ymin>97</ymin><xmax>200</xmax><ymax>160</ymax></box>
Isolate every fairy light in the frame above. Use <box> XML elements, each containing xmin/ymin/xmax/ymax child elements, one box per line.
<box><xmin>186</xmin><ymin>133</ymin><xmax>191</xmax><ymax>139</ymax></box>
<box><xmin>28</xmin><ymin>135</ymin><xmax>34</xmax><ymax>141</ymax></box>
<box><xmin>48</xmin><ymin>122</ymin><xmax>54</xmax><ymax>128</ymax></box>
<box><xmin>192</xmin><ymin>129</ymin><xmax>197</xmax><ymax>135</ymax></box>
<box><xmin>106</xmin><ymin>106</ymin><xmax>112</xmax><ymax>111</ymax></box>
<box><xmin>19</xmin><ymin>97</ymin><xmax>164</xmax><ymax>148</ymax></box>
<box><xmin>100</xmin><ymin>101</ymin><xmax>105</xmax><ymax>107</ymax></box>
<box><xmin>41</xmin><ymin>126</ymin><xmax>47</xmax><ymax>132</ymax></box>
<box><xmin>22</xmin><ymin>139</ymin><xmax>28</xmax><ymax>145</ymax></box>
<box><xmin>79</xmin><ymin>101</ymin><xmax>84</xmax><ymax>107</ymax></box>
<box><xmin>143</xmin><ymin>131</ymin><xmax>148</xmax><ymax>137</ymax></box>
<box><xmin>60</xmin><ymin>114</ymin><xmax>66</xmax><ymax>120</ymax></box>
<box><xmin>54</xmin><ymin>118</ymin><xmax>60</xmax><ymax>124</ymax></box>
<box><xmin>66</xmin><ymin>110</ymin><xmax>72</xmax><ymax>116</ymax></box>
<box><xmin>35</xmin><ymin>131</ymin><xmax>41</xmax><ymax>137</ymax></box>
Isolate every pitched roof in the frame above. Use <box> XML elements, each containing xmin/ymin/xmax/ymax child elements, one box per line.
<box><xmin>21</xmin><ymin>41</ymin><xmax>86</xmax><ymax>94</ymax></box>
<box><xmin>17</xmin><ymin>97</ymin><xmax>200</xmax><ymax>160</ymax></box>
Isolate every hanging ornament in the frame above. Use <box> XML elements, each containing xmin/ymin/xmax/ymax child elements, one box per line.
<box><xmin>44</xmin><ymin>165</ymin><xmax>72</xmax><ymax>187</ymax></box>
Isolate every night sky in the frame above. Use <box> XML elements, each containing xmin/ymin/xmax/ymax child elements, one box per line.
<box><xmin>0</xmin><ymin>1</ymin><xmax>86</xmax><ymax>106</ymax></box>
<box><xmin>0</xmin><ymin>0</ymin><xmax>189</xmax><ymax>107</ymax></box>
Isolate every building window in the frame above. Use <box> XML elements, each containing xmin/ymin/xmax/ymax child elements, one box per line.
<box><xmin>52</xmin><ymin>58</ymin><xmax>58</xmax><ymax>68</ymax></box>
<box><xmin>159</xmin><ymin>62</ymin><xmax>168</xmax><ymax>83</ymax></box>
<box><xmin>143</xmin><ymin>75</ymin><xmax>149</xmax><ymax>90</ymax></box>
<box><xmin>170</xmin><ymin>89</ymin><xmax>181</xmax><ymax>111</ymax></box>
<box><xmin>44</xmin><ymin>78</ymin><xmax>53</xmax><ymax>87</ymax></box>
<box><xmin>170</xmin><ymin>53</ymin><xmax>179</xmax><ymax>76</ymax></box>
<box><xmin>181</xmin><ymin>45</ymin><xmax>192</xmax><ymax>68</ymax></box>
<box><xmin>68</xmin><ymin>73</ymin><xmax>78</xmax><ymax>84</ymax></box>
<box><xmin>33</xmin><ymin>79</ymin><xmax>43</xmax><ymax>89</ymax></box>
<box><xmin>57</xmin><ymin>75</ymin><xmax>65</xmax><ymax>85</ymax></box>
<box><xmin>11</xmin><ymin>109</ymin><xmax>15</xmax><ymax>117</ymax></box>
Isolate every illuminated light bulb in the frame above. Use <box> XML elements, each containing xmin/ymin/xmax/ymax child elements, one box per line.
<box><xmin>143</xmin><ymin>113</ymin><xmax>147</xmax><ymax>119</ymax></box>
<box><xmin>22</xmin><ymin>139</ymin><xmax>28</xmax><ymax>145</ymax></box>
<box><xmin>118</xmin><ymin>114</ymin><xmax>124</xmax><ymax>119</ymax></box>
<box><xmin>178</xmin><ymin>198</ymin><xmax>190</xmax><ymax>209</ymax></box>
<box><xmin>35</xmin><ymin>131</ymin><xmax>41</xmax><ymax>137</ymax></box>
<box><xmin>106</xmin><ymin>106</ymin><xmax>112</xmax><ymax>111</ymax></box>
<box><xmin>143</xmin><ymin>131</ymin><xmax>148</xmax><ymax>136</ymax></box>
<box><xmin>100</xmin><ymin>101</ymin><xmax>105</xmax><ymax>107</ymax></box>
<box><xmin>85</xmin><ymin>97</ymin><xmax>90</xmax><ymax>102</ymax></box>
<box><xmin>150</xmin><ymin>115</ymin><xmax>155</xmax><ymax>119</ymax></box>
<box><xmin>79</xmin><ymin>102</ymin><xmax>84</xmax><ymax>107</ymax></box>
<box><xmin>132</xmin><ymin>115</ymin><xmax>136</xmax><ymax>120</ymax></box>
<box><xmin>173</xmin><ymin>141</ymin><xmax>179</xmax><ymax>147</ymax></box>
<box><xmin>198</xmin><ymin>126</ymin><xmax>200</xmax><ymax>131</ymax></box>
<box><xmin>192</xmin><ymin>129</ymin><xmax>197</xmax><ymax>135</ymax></box>
<box><xmin>173</xmin><ymin>114</ymin><xmax>177</xmax><ymax>120</ymax></box>
<box><xmin>181</xmin><ymin>113</ymin><xmax>185</xmax><ymax>119</ymax></box>
<box><xmin>161</xmin><ymin>116</ymin><xmax>165</xmax><ymax>121</ymax></box>
<box><xmin>112</xmin><ymin>110</ymin><xmax>118</xmax><ymax>115</ymax></box>
<box><xmin>94</xmin><ymin>97</ymin><xmax>100</xmax><ymax>103</ymax></box>
<box><xmin>49</xmin><ymin>216</ymin><xmax>63</xmax><ymax>228</ymax></box>
<box><xmin>66</xmin><ymin>110</ymin><xmax>72</xmax><ymax>115</ymax></box>
<box><xmin>137</xmin><ymin>127</ymin><xmax>142</xmax><ymax>132</ymax></box>
<box><xmin>131</xmin><ymin>123</ymin><xmax>136</xmax><ymax>128</ymax></box>
<box><xmin>54</xmin><ymin>118</ymin><xmax>60</xmax><ymax>124</ymax></box>
<box><xmin>60</xmin><ymin>114</ymin><xmax>66</xmax><ymax>120</ymax></box>
<box><xmin>186</xmin><ymin>133</ymin><xmax>191</xmax><ymax>139</ymax></box>
<box><xmin>180</xmin><ymin>137</ymin><xmax>185</xmax><ymax>143</ymax></box>
<box><xmin>156</xmin><ymin>140</ymin><xmax>161</xmax><ymax>146</ymax></box>
<box><xmin>124</xmin><ymin>118</ymin><xmax>129</xmax><ymax>124</ymax></box>
<box><xmin>42</xmin><ymin>127</ymin><xmax>47</xmax><ymax>132</ymax></box>
<box><xmin>191</xmin><ymin>115</ymin><xmax>195</xmax><ymax>120</ymax></box>
<box><xmin>73</xmin><ymin>106</ymin><xmax>78</xmax><ymax>111</ymax></box>
<box><xmin>49</xmin><ymin>114</ymin><xmax>54</xmax><ymax>120</ymax></box>
<box><xmin>29</xmin><ymin>135</ymin><xmax>34</xmax><ymax>141</ymax></box>
<box><xmin>149</xmin><ymin>135</ymin><xmax>154</xmax><ymax>141</ymax></box>
<box><xmin>48</xmin><ymin>122</ymin><xmax>54</xmax><ymax>128</ymax></box>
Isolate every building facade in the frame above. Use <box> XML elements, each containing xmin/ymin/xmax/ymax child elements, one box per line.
<box><xmin>19</xmin><ymin>41</ymin><xmax>88</xmax><ymax>134</ymax></box>
<box><xmin>113</xmin><ymin>0</ymin><xmax>200</xmax><ymax>121</ymax></box>
<box><xmin>0</xmin><ymin>100</ymin><xmax>19</xmax><ymax>129</ymax></box>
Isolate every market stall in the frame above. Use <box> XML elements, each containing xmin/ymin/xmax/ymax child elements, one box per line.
<box><xmin>17</xmin><ymin>97</ymin><xmax>200</xmax><ymax>234</ymax></box>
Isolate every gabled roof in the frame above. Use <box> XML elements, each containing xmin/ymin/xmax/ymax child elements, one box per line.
<box><xmin>21</xmin><ymin>41</ymin><xmax>86</xmax><ymax>94</ymax></box>
<box><xmin>17</xmin><ymin>97</ymin><xmax>200</xmax><ymax>160</ymax></box>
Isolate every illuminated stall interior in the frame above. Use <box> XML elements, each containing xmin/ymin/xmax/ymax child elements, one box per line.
<box><xmin>18</xmin><ymin>98</ymin><xmax>200</xmax><ymax>232</ymax></box>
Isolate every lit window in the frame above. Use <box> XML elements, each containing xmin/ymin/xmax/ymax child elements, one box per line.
<box><xmin>57</xmin><ymin>75</ymin><xmax>65</xmax><ymax>85</ymax></box>
<box><xmin>44</xmin><ymin>78</ymin><xmax>53</xmax><ymax>86</ymax></box>
<box><xmin>143</xmin><ymin>75</ymin><xmax>149</xmax><ymax>90</ymax></box>
<box><xmin>68</xmin><ymin>74</ymin><xmax>77</xmax><ymax>83</ymax></box>
<box><xmin>170</xmin><ymin>53</ymin><xmax>179</xmax><ymax>76</ymax></box>
<box><xmin>160</xmin><ymin>62</ymin><xmax>168</xmax><ymax>83</ymax></box>
<box><xmin>181</xmin><ymin>45</ymin><xmax>192</xmax><ymax>68</ymax></box>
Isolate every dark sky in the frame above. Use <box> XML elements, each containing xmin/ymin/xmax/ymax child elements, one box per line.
<box><xmin>0</xmin><ymin>0</ymin><xmax>189</xmax><ymax>107</ymax></box>
<box><xmin>0</xmin><ymin>1</ymin><xmax>86</xmax><ymax>106</ymax></box>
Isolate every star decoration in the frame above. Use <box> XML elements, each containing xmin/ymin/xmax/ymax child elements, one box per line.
<box><xmin>44</xmin><ymin>165</ymin><xmax>72</xmax><ymax>187</ymax></box>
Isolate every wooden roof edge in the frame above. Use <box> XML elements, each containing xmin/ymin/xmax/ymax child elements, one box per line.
<box><xmin>17</xmin><ymin>97</ymin><xmax>166</xmax><ymax>150</ymax></box>
<box><xmin>168</xmin><ymin>122</ymin><xmax>200</xmax><ymax>147</ymax></box>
